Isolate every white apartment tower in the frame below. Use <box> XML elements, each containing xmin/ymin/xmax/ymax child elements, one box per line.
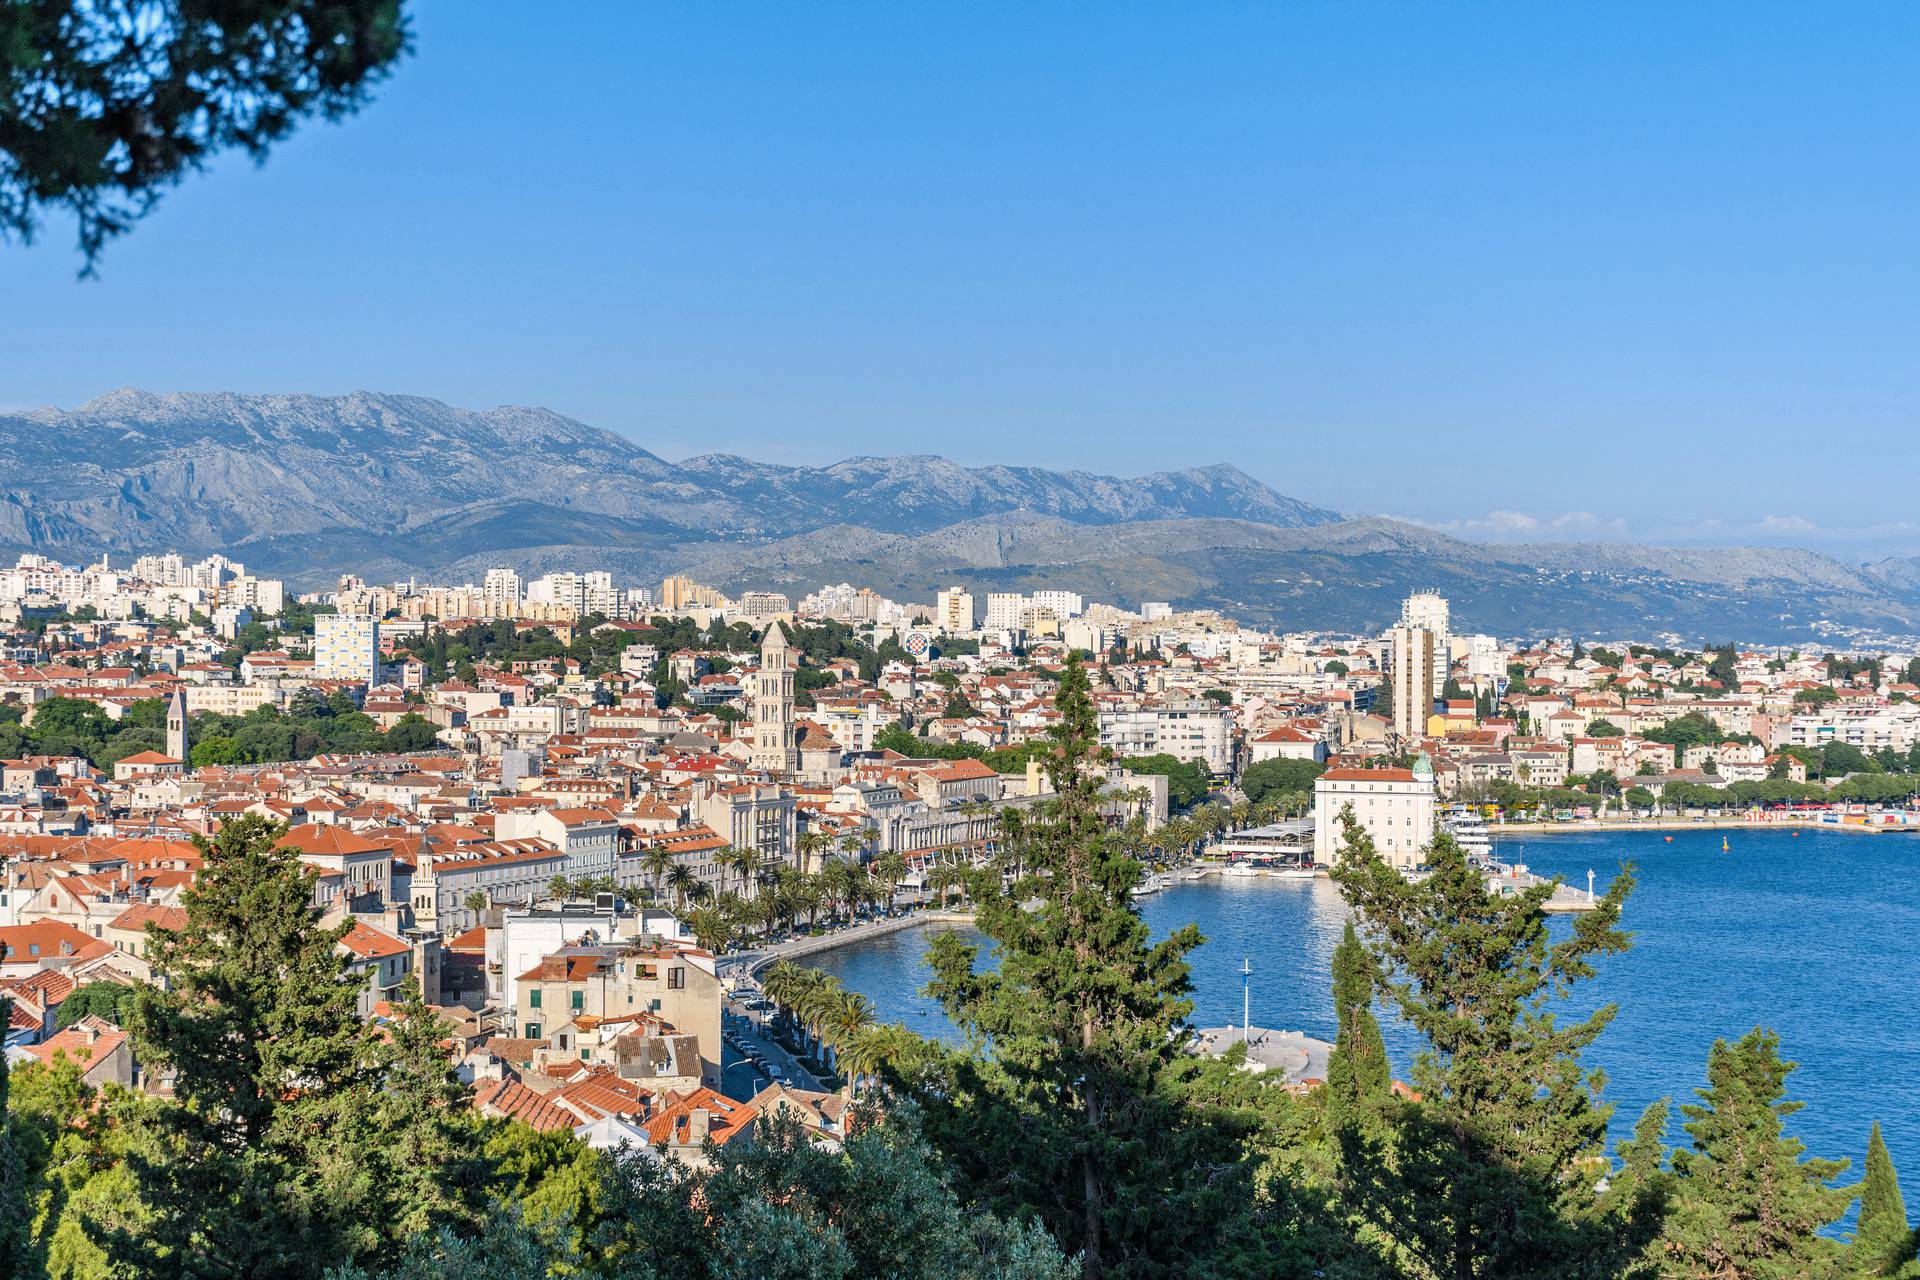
<box><xmin>983</xmin><ymin>592</ymin><xmax>1026</xmax><ymax>630</ymax></box>
<box><xmin>751</xmin><ymin>622</ymin><xmax>799</xmax><ymax>775</ymax></box>
<box><xmin>482</xmin><ymin>566</ymin><xmax>522</xmax><ymax>609</ymax></box>
<box><xmin>935</xmin><ymin>586</ymin><xmax>976</xmax><ymax>634</ymax></box>
<box><xmin>1399</xmin><ymin>591</ymin><xmax>1451</xmax><ymax>690</ymax></box>
<box><xmin>314</xmin><ymin>613</ymin><xmax>381</xmax><ymax>684</ymax></box>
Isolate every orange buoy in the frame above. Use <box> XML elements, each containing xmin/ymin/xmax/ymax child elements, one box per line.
<box><xmin>1664</xmin><ymin>836</ymin><xmax>1673</xmax><ymax>842</ymax></box>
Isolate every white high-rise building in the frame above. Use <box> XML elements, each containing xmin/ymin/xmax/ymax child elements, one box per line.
<box><xmin>1030</xmin><ymin>589</ymin><xmax>1084</xmax><ymax>619</ymax></box>
<box><xmin>1399</xmin><ymin>591</ymin><xmax>1451</xmax><ymax>692</ymax></box>
<box><xmin>935</xmin><ymin>586</ymin><xmax>976</xmax><ymax>634</ymax></box>
<box><xmin>314</xmin><ymin>613</ymin><xmax>381</xmax><ymax>684</ymax></box>
<box><xmin>983</xmin><ymin>592</ymin><xmax>1026</xmax><ymax>630</ymax></box>
<box><xmin>482</xmin><ymin>566</ymin><xmax>521</xmax><ymax>608</ymax></box>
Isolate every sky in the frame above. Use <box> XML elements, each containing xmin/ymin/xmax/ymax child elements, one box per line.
<box><xmin>5</xmin><ymin>3</ymin><xmax>1920</xmax><ymax>559</ymax></box>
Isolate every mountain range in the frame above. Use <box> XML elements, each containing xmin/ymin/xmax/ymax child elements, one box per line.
<box><xmin>4</xmin><ymin>389</ymin><xmax>1918</xmax><ymax>643</ymax></box>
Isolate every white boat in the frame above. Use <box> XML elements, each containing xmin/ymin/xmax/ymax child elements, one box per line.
<box><xmin>1223</xmin><ymin>863</ymin><xmax>1262</xmax><ymax>878</ymax></box>
<box><xmin>1131</xmin><ymin>874</ymin><xmax>1163</xmax><ymax>898</ymax></box>
<box><xmin>1269</xmin><ymin>866</ymin><xmax>1316</xmax><ymax>882</ymax></box>
<box><xmin>1443</xmin><ymin>809</ymin><xmax>1495</xmax><ymax>862</ymax></box>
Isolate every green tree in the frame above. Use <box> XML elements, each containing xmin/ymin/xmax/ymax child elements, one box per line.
<box><xmin>1115</xmin><ymin>753</ymin><xmax>1210</xmax><ymax>810</ymax></box>
<box><xmin>1659</xmin><ymin>1028</ymin><xmax>1851</xmax><ymax>1280</ymax></box>
<box><xmin>0</xmin><ymin>0</ymin><xmax>405</xmax><ymax>268</ymax></box>
<box><xmin>129</xmin><ymin>813</ymin><xmax>382</xmax><ymax>1279</ymax></box>
<box><xmin>1241</xmin><ymin>756</ymin><xmax>1325</xmax><ymax>806</ymax></box>
<box><xmin>367</xmin><ymin>977</ymin><xmax>494</xmax><ymax>1250</ymax></box>
<box><xmin>0</xmin><ymin>999</ymin><xmax>28</xmax><ymax>1279</ymax></box>
<box><xmin>1323</xmin><ymin>919</ymin><xmax>1389</xmax><ymax>1130</ymax></box>
<box><xmin>55</xmin><ymin>980</ymin><xmax>137</xmax><ymax>1029</ymax></box>
<box><xmin>909</xmin><ymin>656</ymin><xmax>1257</xmax><ymax>1278</ymax></box>
<box><xmin>1853</xmin><ymin>1122</ymin><xmax>1917</xmax><ymax>1279</ymax></box>
<box><xmin>1332</xmin><ymin>810</ymin><xmax>1644</xmax><ymax>1279</ymax></box>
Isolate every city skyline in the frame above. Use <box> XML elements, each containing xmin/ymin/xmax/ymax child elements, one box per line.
<box><xmin>8</xmin><ymin>5</ymin><xmax>1920</xmax><ymax>556</ymax></box>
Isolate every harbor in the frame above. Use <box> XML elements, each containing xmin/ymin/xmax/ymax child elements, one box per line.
<box><xmin>808</xmin><ymin>825</ymin><xmax>1920</xmax><ymax>1198</ymax></box>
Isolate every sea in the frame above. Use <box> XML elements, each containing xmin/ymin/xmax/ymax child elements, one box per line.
<box><xmin>809</xmin><ymin>826</ymin><xmax>1920</xmax><ymax>1199</ymax></box>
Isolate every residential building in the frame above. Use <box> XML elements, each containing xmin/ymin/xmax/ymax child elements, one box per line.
<box><xmin>314</xmin><ymin>612</ymin><xmax>380</xmax><ymax>683</ymax></box>
<box><xmin>1312</xmin><ymin>765</ymin><xmax>1436</xmax><ymax>870</ymax></box>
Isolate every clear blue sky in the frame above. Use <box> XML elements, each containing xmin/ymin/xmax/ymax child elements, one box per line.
<box><xmin>5</xmin><ymin>4</ymin><xmax>1919</xmax><ymax>558</ymax></box>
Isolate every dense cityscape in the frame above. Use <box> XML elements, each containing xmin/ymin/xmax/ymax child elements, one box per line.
<box><xmin>1</xmin><ymin>550</ymin><xmax>1916</xmax><ymax>1277</ymax></box>
<box><xmin>7</xmin><ymin>3</ymin><xmax>1920</xmax><ymax>1277</ymax></box>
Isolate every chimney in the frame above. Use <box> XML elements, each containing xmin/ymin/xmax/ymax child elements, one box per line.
<box><xmin>686</xmin><ymin>1108</ymin><xmax>710</xmax><ymax>1144</ymax></box>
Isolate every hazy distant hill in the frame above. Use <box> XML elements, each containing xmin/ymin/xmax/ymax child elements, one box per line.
<box><xmin>3</xmin><ymin>390</ymin><xmax>1917</xmax><ymax>641</ymax></box>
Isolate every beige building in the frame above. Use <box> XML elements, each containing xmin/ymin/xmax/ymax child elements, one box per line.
<box><xmin>1388</xmin><ymin>625</ymin><xmax>1438</xmax><ymax>742</ymax></box>
<box><xmin>750</xmin><ymin>623</ymin><xmax>799</xmax><ymax>775</ymax></box>
<box><xmin>1313</xmin><ymin>765</ymin><xmax>1436</xmax><ymax>870</ymax></box>
<box><xmin>935</xmin><ymin>586</ymin><xmax>975</xmax><ymax>634</ymax></box>
<box><xmin>513</xmin><ymin>940</ymin><xmax>723</xmax><ymax>1088</ymax></box>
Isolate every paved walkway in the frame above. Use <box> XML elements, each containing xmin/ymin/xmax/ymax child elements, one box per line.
<box><xmin>720</xmin><ymin>905</ymin><xmax>972</xmax><ymax>978</ymax></box>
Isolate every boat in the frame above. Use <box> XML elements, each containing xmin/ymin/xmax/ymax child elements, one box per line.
<box><xmin>1442</xmin><ymin>809</ymin><xmax>1495</xmax><ymax>864</ymax></box>
<box><xmin>1223</xmin><ymin>863</ymin><xmax>1262</xmax><ymax>878</ymax></box>
<box><xmin>1131</xmin><ymin>874</ymin><xmax>1163</xmax><ymax>898</ymax></box>
<box><xmin>1269</xmin><ymin>866</ymin><xmax>1316</xmax><ymax>882</ymax></box>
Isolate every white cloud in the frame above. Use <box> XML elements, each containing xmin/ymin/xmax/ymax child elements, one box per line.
<box><xmin>1392</xmin><ymin>510</ymin><xmax>1632</xmax><ymax>542</ymax></box>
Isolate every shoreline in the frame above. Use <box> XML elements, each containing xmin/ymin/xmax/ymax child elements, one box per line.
<box><xmin>1489</xmin><ymin>817</ymin><xmax>1916</xmax><ymax>836</ymax></box>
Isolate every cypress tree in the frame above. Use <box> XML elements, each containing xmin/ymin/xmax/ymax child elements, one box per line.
<box><xmin>129</xmin><ymin>813</ymin><xmax>382</xmax><ymax>1280</ymax></box>
<box><xmin>1660</xmin><ymin>1027</ymin><xmax>1851</xmax><ymax>1279</ymax></box>
<box><xmin>1324</xmin><ymin>919</ymin><xmax>1389</xmax><ymax>1128</ymax></box>
<box><xmin>1854</xmin><ymin>1122</ymin><xmax>1917</xmax><ymax>1279</ymax></box>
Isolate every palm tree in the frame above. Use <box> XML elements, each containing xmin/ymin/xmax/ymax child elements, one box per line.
<box><xmin>795</xmin><ymin>829</ymin><xmax>831</xmax><ymax>876</ymax></box>
<box><xmin>873</xmin><ymin>850</ymin><xmax>907</xmax><ymax>914</ymax></box>
<box><xmin>837</xmin><ymin>830</ymin><xmax>868</xmax><ymax>865</ymax></box>
<box><xmin>640</xmin><ymin>845</ymin><xmax>675</xmax><ymax>903</ymax></box>
<box><xmin>462</xmin><ymin>890</ymin><xmax>488</xmax><ymax>920</ymax></box>
<box><xmin>823</xmin><ymin>989</ymin><xmax>877</xmax><ymax>1087</ymax></box>
<box><xmin>546</xmin><ymin>875</ymin><xmax>572</xmax><ymax>901</ymax></box>
<box><xmin>665</xmin><ymin>863</ymin><xmax>699</xmax><ymax>913</ymax></box>
<box><xmin>717</xmin><ymin>844</ymin><xmax>759</xmax><ymax>900</ymax></box>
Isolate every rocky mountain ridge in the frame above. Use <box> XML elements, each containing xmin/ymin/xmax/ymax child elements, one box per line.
<box><xmin>3</xmin><ymin>390</ymin><xmax>1917</xmax><ymax>641</ymax></box>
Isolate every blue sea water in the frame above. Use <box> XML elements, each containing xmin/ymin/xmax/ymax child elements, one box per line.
<box><xmin>809</xmin><ymin>826</ymin><xmax>1920</xmax><ymax>1192</ymax></box>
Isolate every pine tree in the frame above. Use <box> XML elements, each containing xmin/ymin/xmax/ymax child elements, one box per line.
<box><xmin>1854</xmin><ymin>1122</ymin><xmax>1917</xmax><ymax>1279</ymax></box>
<box><xmin>907</xmin><ymin>655</ymin><xmax>1256</xmax><ymax>1279</ymax></box>
<box><xmin>1324</xmin><ymin>919</ymin><xmax>1389</xmax><ymax>1129</ymax></box>
<box><xmin>365</xmin><ymin>975</ymin><xmax>495</xmax><ymax>1257</ymax></box>
<box><xmin>1659</xmin><ymin>1027</ymin><xmax>1851</xmax><ymax>1280</ymax></box>
<box><xmin>128</xmin><ymin>813</ymin><xmax>383</xmax><ymax>1280</ymax></box>
<box><xmin>0</xmin><ymin>999</ymin><xmax>29</xmax><ymax>1280</ymax></box>
<box><xmin>1331</xmin><ymin>808</ymin><xmax>1642</xmax><ymax>1279</ymax></box>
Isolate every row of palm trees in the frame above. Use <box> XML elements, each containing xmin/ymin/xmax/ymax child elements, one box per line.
<box><xmin>759</xmin><ymin>960</ymin><xmax>929</xmax><ymax>1096</ymax></box>
<box><xmin>462</xmin><ymin>787</ymin><xmax>1311</xmax><ymax>948</ymax></box>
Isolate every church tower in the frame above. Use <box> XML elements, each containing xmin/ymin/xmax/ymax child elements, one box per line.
<box><xmin>751</xmin><ymin>623</ymin><xmax>798</xmax><ymax>775</ymax></box>
<box><xmin>165</xmin><ymin>689</ymin><xmax>190</xmax><ymax>764</ymax></box>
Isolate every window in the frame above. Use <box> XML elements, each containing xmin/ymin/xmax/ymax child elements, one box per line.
<box><xmin>570</xmin><ymin>990</ymin><xmax>584</xmax><ymax>1011</ymax></box>
<box><xmin>668</xmin><ymin>967</ymin><xmax>685</xmax><ymax>990</ymax></box>
<box><xmin>525</xmin><ymin>1023</ymin><xmax>541</xmax><ymax>1040</ymax></box>
<box><xmin>529</xmin><ymin>990</ymin><xmax>542</xmax><ymax>1009</ymax></box>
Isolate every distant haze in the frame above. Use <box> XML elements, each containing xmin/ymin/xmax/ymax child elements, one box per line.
<box><xmin>4</xmin><ymin>390</ymin><xmax>1919</xmax><ymax>644</ymax></box>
